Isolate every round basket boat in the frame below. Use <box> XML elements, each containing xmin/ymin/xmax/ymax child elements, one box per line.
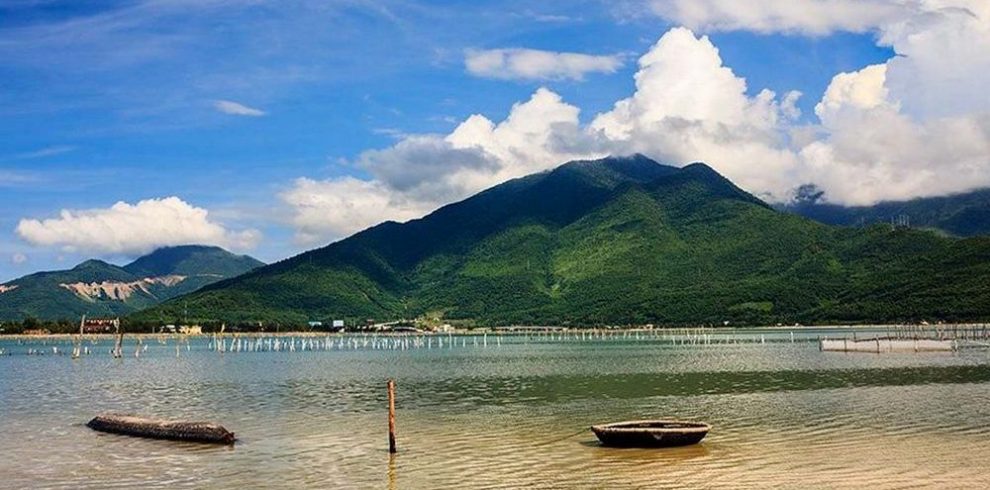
<box><xmin>591</xmin><ymin>420</ymin><xmax>710</xmax><ymax>448</ymax></box>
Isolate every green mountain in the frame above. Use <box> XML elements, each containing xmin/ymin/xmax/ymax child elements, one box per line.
<box><xmin>136</xmin><ymin>156</ymin><xmax>990</xmax><ymax>326</ymax></box>
<box><xmin>0</xmin><ymin>245</ymin><xmax>264</xmax><ymax>321</ymax></box>
<box><xmin>782</xmin><ymin>187</ymin><xmax>990</xmax><ymax>237</ymax></box>
<box><xmin>124</xmin><ymin>245</ymin><xmax>265</xmax><ymax>278</ymax></box>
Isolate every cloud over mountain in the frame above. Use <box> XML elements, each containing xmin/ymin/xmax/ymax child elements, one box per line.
<box><xmin>282</xmin><ymin>88</ymin><xmax>593</xmax><ymax>244</ymax></box>
<box><xmin>16</xmin><ymin>197</ymin><xmax>261</xmax><ymax>256</ymax></box>
<box><xmin>589</xmin><ymin>27</ymin><xmax>802</xmax><ymax>199</ymax></box>
<box><xmin>282</xmin><ymin>1</ymin><xmax>990</xmax><ymax>243</ymax></box>
<box><xmin>282</xmin><ymin>29</ymin><xmax>801</xmax><ymax>243</ymax></box>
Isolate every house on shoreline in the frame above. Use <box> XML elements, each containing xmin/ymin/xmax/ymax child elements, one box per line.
<box><xmin>82</xmin><ymin>317</ymin><xmax>119</xmax><ymax>334</ymax></box>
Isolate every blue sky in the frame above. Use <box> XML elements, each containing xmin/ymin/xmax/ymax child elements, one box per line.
<box><xmin>1</xmin><ymin>0</ymin><xmax>986</xmax><ymax>282</ymax></box>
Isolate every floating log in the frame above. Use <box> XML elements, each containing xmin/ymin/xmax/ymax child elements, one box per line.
<box><xmin>591</xmin><ymin>420</ymin><xmax>710</xmax><ymax>448</ymax></box>
<box><xmin>87</xmin><ymin>413</ymin><xmax>236</xmax><ymax>445</ymax></box>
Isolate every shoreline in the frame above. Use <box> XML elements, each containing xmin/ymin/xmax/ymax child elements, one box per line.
<box><xmin>2</xmin><ymin>322</ymin><xmax>988</xmax><ymax>341</ymax></box>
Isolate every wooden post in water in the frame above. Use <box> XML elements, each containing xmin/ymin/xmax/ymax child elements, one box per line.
<box><xmin>73</xmin><ymin>315</ymin><xmax>84</xmax><ymax>359</ymax></box>
<box><xmin>112</xmin><ymin>318</ymin><xmax>123</xmax><ymax>359</ymax></box>
<box><xmin>387</xmin><ymin>379</ymin><xmax>397</xmax><ymax>454</ymax></box>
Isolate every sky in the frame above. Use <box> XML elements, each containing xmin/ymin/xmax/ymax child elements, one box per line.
<box><xmin>1</xmin><ymin>0</ymin><xmax>988</xmax><ymax>282</ymax></box>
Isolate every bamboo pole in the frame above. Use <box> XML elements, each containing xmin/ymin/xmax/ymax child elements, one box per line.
<box><xmin>387</xmin><ymin>379</ymin><xmax>397</xmax><ymax>454</ymax></box>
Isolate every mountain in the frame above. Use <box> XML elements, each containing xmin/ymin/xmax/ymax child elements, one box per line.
<box><xmin>781</xmin><ymin>187</ymin><xmax>990</xmax><ymax>237</ymax></box>
<box><xmin>124</xmin><ymin>245</ymin><xmax>265</xmax><ymax>278</ymax></box>
<box><xmin>0</xmin><ymin>245</ymin><xmax>264</xmax><ymax>321</ymax></box>
<box><xmin>136</xmin><ymin>156</ymin><xmax>990</xmax><ymax>327</ymax></box>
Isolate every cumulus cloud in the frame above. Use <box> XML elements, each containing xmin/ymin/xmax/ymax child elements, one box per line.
<box><xmin>281</xmin><ymin>177</ymin><xmax>432</xmax><ymax>245</ymax></box>
<box><xmin>625</xmin><ymin>0</ymin><xmax>990</xmax><ymax>204</ymax></box>
<box><xmin>16</xmin><ymin>197</ymin><xmax>261</xmax><ymax>255</ymax></box>
<box><xmin>590</xmin><ymin>27</ymin><xmax>802</xmax><ymax>198</ymax></box>
<box><xmin>878</xmin><ymin>1</ymin><xmax>990</xmax><ymax>119</ymax></box>
<box><xmin>214</xmin><ymin>99</ymin><xmax>266</xmax><ymax>116</ymax></box>
<box><xmin>465</xmin><ymin>48</ymin><xmax>623</xmax><ymax>81</ymax></box>
<box><xmin>787</xmin><ymin>1</ymin><xmax>990</xmax><ymax>204</ymax></box>
<box><xmin>796</xmin><ymin>65</ymin><xmax>990</xmax><ymax>204</ymax></box>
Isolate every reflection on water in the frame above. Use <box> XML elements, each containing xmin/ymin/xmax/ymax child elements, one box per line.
<box><xmin>1</xmin><ymin>334</ymin><xmax>989</xmax><ymax>488</ymax></box>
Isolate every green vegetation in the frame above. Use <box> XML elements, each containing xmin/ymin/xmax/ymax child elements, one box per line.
<box><xmin>0</xmin><ymin>245</ymin><xmax>264</xmax><ymax>321</ymax></box>
<box><xmin>135</xmin><ymin>155</ymin><xmax>990</xmax><ymax>327</ymax></box>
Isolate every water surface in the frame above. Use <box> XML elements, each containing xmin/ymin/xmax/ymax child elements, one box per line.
<box><xmin>1</xmin><ymin>330</ymin><xmax>988</xmax><ymax>488</ymax></box>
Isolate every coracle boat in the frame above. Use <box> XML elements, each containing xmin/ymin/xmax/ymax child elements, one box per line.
<box><xmin>591</xmin><ymin>420</ymin><xmax>710</xmax><ymax>447</ymax></box>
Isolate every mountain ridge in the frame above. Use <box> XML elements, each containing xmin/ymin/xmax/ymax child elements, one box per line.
<box><xmin>782</xmin><ymin>187</ymin><xmax>990</xmax><ymax>237</ymax></box>
<box><xmin>0</xmin><ymin>245</ymin><xmax>264</xmax><ymax>320</ymax></box>
<box><xmin>136</xmin><ymin>156</ymin><xmax>990</xmax><ymax>327</ymax></box>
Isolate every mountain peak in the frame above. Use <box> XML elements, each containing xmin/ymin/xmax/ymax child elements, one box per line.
<box><xmin>124</xmin><ymin>244</ymin><xmax>264</xmax><ymax>277</ymax></box>
<box><xmin>682</xmin><ymin>161</ymin><xmax>714</xmax><ymax>171</ymax></box>
<box><xmin>680</xmin><ymin>162</ymin><xmax>730</xmax><ymax>182</ymax></box>
<box><xmin>552</xmin><ymin>154</ymin><xmax>679</xmax><ymax>189</ymax></box>
<box><xmin>72</xmin><ymin>259</ymin><xmax>114</xmax><ymax>270</ymax></box>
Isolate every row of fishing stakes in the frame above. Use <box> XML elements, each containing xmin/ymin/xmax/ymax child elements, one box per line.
<box><xmin>5</xmin><ymin>330</ymin><xmax>806</xmax><ymax>358</ymax></box>
<box><xmin>202</xmin><ymin>330</ymin><xmax>777</xmax><ymax>355</ymax></box>
<box><xmin>204</xmin><ymin>332</ymin><xmax>500</xmax><ymax>353</ymax></box>
<box><xmin>8</xmin><ymin>324</ymin><xmax>990</xmax><ymax>358</ymax></box>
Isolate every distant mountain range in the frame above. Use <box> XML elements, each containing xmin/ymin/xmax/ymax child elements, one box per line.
<box><xmin>781</xmin><ymin>188</ymin><xmax>990</xmax><ymax>237</ymax></box>
<box><xmin>135</xmin><ymin>155</ymin><xmax>990</xmax><ymax>327</ymax></box>
<box><xmin>0</xmin><ymin>245</ymin><xmax>264</xmax><ymax>321</ymax></box>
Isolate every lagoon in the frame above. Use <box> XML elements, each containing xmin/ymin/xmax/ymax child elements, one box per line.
<box><xmin>2</xmin><ymin>329</ymin><xmax>989</xmax><ymax>488</ymax></box>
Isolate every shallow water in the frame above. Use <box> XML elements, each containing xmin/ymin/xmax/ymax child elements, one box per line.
<box><xmin>2</xmin><ymin>331</ymin><xmax>989</xmax><ymax>489</ymax></box>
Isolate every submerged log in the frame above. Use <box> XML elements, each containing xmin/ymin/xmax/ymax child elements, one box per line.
<box><xmin>87</xmin><ymin>413</ymin><xmax>236</xmax><ymax>445</ymax></box>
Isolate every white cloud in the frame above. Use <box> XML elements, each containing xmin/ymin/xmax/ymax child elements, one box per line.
<box><xmin>281</xmin><ymin>177</ymin><xmax>432</xmax><ymax>245</ymax></box>
<box><xmin>620</xmin><ymin>1</ymin><xmax>990</xmax><ymax>204</ymax></box>
<box><xmin>640</xmin><ymin>2</ymin><xmax>990</xmax><ymax>119</ymax></box>
<box><xmin>796</xmin><ymin>64</ymin><xmax>990</xmax><ymax>205</ymax></box>
<box><xmin>16</xmin><ymin>197</ymin><xmax>261</xmax><ymax>255</ymax></box>
<box><xmin>214</xmin><ymin>99</ymin><xmax>266</xmax><ymax>116</ymax></box>
<box><xmin>465</xmin><ymin>48</ymin><xmax>623</xmax><ymax>81</ymax></box>
<box><xmin>815</xmin><ymin>64</ymin><xmax>891</xmax><ymax>120</ymax></box>
<box><xmin>878</xmin><ymin>1</ymin><xmax>990</xmax><ymax>119</ymax></box>
<box><xmin>782</xmin><ymin>1</ymin><xmax>990</xmax><ymax>204</ymax></box>
<box><xmin>14</xmin><ymin>145</ymin><xmax>76</xmax><ymax>159</ymax></box>
<box><xmin>590</xmin><ymin>27</ymin><xmax>802</xmax><ymax>198</ymax></box>
<box><xmin>645</xmin><ymin>0</ymin><xmax>913</xmax><ymax>36</ymax></box>
<box><xmin>11</xmin><ymin>253</ymin><xmax>27</xmax><ymax>265</ymax></box>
